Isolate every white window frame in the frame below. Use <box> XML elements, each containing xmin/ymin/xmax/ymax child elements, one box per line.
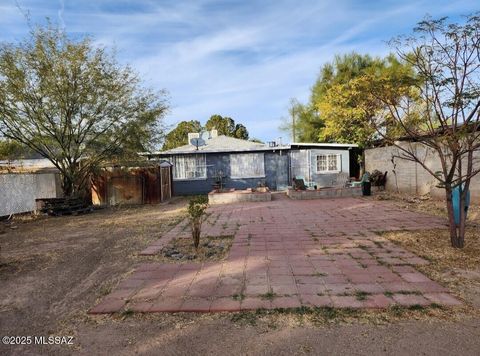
<box><xmin>230</xmin><ymin>153</ymin><xmax>265</xmax><ymax>179</ymax></box>
<box><xmin>316</xmin><ymin>154</ymin><xmax>341</xmax><ymax>173</ymax></box>
<box><xmin>171</xmin><ymin>154</ymin><xmax>207</xmax><ymax>180</ymax></box>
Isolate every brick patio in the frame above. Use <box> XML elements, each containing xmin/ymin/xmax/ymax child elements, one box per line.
<box><xmin>89</xmin><ymin>197</ymin><xmax>462</xmax><ymax>314</ymax></box>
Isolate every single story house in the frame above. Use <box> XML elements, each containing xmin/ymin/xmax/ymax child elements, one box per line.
<box><xmin>145</xmin><ymin>130</ymin><xmax>359</xmax><ymax>195</ymax></box>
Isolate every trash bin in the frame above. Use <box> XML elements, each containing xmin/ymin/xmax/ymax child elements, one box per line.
<box><xmin>362</xmin><ymin>181</ymin><xmax>371</xmax><ymax>196</ymax></box>
<box><xmin>452</xmin><ymin>186</ymin><xmax>470</xmax><ymax>226</ymax></box>
<box><xmin>361</xmin><ymin>172</ymin><xmax>371</xmax><ymax>196</ymax></box>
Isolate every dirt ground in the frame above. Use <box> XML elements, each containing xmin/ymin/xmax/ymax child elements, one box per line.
<box><xmin>1</xmin><ymin>195</ymin><xmax>480</xmax><ymax>355</ymax></box>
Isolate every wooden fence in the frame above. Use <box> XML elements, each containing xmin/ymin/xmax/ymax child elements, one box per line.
<box><xmin>91</xmin><ymin>164</ymin><xmax>172</xmax><ymax>206</ymax></box>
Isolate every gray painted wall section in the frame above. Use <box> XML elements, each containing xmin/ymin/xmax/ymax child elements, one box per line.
<box><xmin>265</xmin><ymin>152</ymin><xmax>289</xmax><ymax>190</ymax></box>
<box><xmin>172</xmin><ymin>152</ymin><xmax>285</xmax><ymax>195</ymax></box>
<box><xmin>310</xmin><ymin>148</ymin><xmax>350</xmax><ymax>187</ymax></box>
<box><xmin>290</xmin><ymin>148</ymin><xmax>351</xmax><ymax>187</ymax></box>
<box><xmin>169</xmin><ymin>148</ymin><xmax>351</xmax><ymax>195</ymax></box>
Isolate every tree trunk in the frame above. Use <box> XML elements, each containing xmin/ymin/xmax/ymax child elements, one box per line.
<box><xmin>457</xmin><ymin>207</ymin><xmax>466</xmax><ymax>248</ymax></box>
<box><xmin>359</xmin><ymin>151</ymin><xmax>365</xmax><ymax>179</ymax></box>
<box><xmin>62</xmin><ymin>174</ymin><xmax>75</xmax><ymax>198</ymax></box>
<box><xmin>457</xmin><ymin>187</ymin><xmax>468</xmax><ymax>248</ymax></box>
<box><xmin>192</xmin><ymin>219</ymin><xmax>202</xmax><ymax>249</ymax></box>
<box><xmin>444</xmin><ymin>187</ymin><xmax>460</xmax><ymax>248</ymax></box>
<box><xmin>61</xmin><ymin>169</ymin><xmax>87</xmax><ymax>199</ymax></box>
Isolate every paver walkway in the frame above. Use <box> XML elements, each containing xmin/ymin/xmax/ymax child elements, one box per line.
<box><xmin>90</xmin><ymin>197</ymin><xmax>461</xmax><ymax>313</ymax></box>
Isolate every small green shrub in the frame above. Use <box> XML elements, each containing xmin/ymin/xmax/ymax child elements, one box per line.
<box><xmin>232</xmin><ymin>293</ymin><xmax>245</xmax><ymax>301</ymax></box>
<box><xmin>260</xmin><ymin>291</ymin><xmax>277</xmax><ymax>301</ymax></box>
<box><xmin>187</xmin><ymin>195</ymin><xmax>209</xmax><ymax>249</ymax></box>
<box><xmin>354</xmin><ymin>290</ymin><xmax>370</xmax><ymax>301</ymax></box>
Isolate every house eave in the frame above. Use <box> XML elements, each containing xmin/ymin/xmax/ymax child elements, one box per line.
<box><xmin>290</xmin><ymin>142</ymin><xmax>359</xmax><ymax>148</ymax></box>
<box><xmin>143</xmin><ymin>146</ymin><xmax>292</xmax><ymax>156</ymax></box>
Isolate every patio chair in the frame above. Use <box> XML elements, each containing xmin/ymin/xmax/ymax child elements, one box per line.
<box><xmin>295</xmin><ymin>175</ymin><xmax>316</xmax><ymax>189</ymax></box>
<box><xmin>293</xmin><ymin>177</ymin><xmax>307</xmax><ymax>190</ymax></box>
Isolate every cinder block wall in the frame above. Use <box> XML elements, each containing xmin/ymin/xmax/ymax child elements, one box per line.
<box><xmin>365</xmin><ymin>142</ymin><xmax>480</xmax><ymax>203</ymax></box>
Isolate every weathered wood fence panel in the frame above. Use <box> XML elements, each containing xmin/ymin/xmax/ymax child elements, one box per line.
<box><xmin>91</xmin><ymin>165</ymin><xmax>172</xmax><ymax>206</ymax></box>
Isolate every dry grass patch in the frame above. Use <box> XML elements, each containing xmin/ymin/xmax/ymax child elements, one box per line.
<box><xmin>158</xmin><ymin>235</ymin><xmax>234</xmax><ymax>262</ymax></box>
<box><xmin>372</xmin><ymin>191</ymin><xmax>480</xmax><ymax>223</ymax></box>
<box><xmin>382</xmin><ymin>227</ymin><xmax>480</xmax><ymax>311</ymax></box>
<box><xmin>229</xmin><ymin>304</ymin><xmax>464</xmax><ymax>328</ymax></box>
<box><xmin>369</xmin><ymin>192</ymin><xmax>480</xmax><ymax>319</ymax></box>
<box><xmin>383</xmin><ymin>228</ymin><xmax>480</xmax><ymax>269</ymax></box>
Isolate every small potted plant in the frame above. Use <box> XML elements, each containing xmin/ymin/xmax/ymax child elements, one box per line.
<box><xmin>256</xmin><ymin>180</ymin><xmax>268</xmax><ymax>193</ymax></box>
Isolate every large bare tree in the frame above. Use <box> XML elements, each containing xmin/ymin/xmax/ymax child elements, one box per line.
<box><xmin>0</xmin><ymin>25</ymin><xmax>168</xmax><ymax>197</ymax></box>
<box><xmin>366</xmin><ymin>14</ymin><xmax>480</xmax><ymax>248</ymax></box>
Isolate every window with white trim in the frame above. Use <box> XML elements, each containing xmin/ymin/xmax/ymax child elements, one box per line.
<box><xmin>316</xmin><ymin>154</ymin><xmax>341</xmax><ymax>173</ymax></box>
<box><xmin>230</xmin><ymin>153</ymin><xmax>265</xmax><ymax>178</ymax></box>
<box><xmin>171</xmin><ymin>154</ymin><xmax>206</xmax><ymax>180</ymax></box>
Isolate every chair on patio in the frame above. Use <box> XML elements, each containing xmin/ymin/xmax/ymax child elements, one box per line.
<box><xmin>292</xmin><ymin>177</ymin><xmax>307</xmax><ymax>190</ymax></box>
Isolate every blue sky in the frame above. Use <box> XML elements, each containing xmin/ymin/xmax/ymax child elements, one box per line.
<box><xmin>0</xmin><ymin>0</ymin><xmax>478</xmax><ymax>142</ymax></box>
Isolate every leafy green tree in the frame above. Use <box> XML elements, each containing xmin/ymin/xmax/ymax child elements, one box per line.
<box><xmin>280</xmin><ymin>98</ymin><xmax>324</xmax><ymax>142</ymax></box>
<box><xmin>311</xmin><ymin>53</ymin><xmax>382</xmax><ymax>105</ymax></box>
<box><xmin>0</xmin><ymin>25</ymin><xmax>168</xmax><ymax>197</ymax></box>
<box><xmin>233</xmin><ymin>123</ymin><xmax>249</xmax><ymax>140</ymax></box>
<box><xmin>313</xmin><ymin>53</ymin><xmax>400</xmax><ymax>147</ymax></box>
<box><xmin>281</xmin><ymin>53</ymin><xmax>382</xmax><ymax>144</ymax></box>
<box><xmin>163</xmin><ymin>115</ymin><xmax>251</xmax><ymax>150</ymax></box>
<box><xmin>316</xmin><ymin>55</ymin><xmax>414</xmax><ymax>148</ymax></box>
<box><xmin>317</xmin><ymin>82</ymin><xmax>377</xmax><ymax>147</ymax></box>
<box><xmin>162</xmin><ymin>120</ymin><xmax>202</xmax><ymax>150</ymax></box>
<box><xmin>205</xmin><ymin>114</ymin><xmax>249</xmax><ymax>139</ymax></box>
<box><xmin>205</xmin><ymin>115</ymin><xmax>235</xmax><ymax>136</ymax></box>
<box><xmin>281</xmin><ymin>53</ymin><xmax>413</xmax><ymax>147</ymax></box>
<box><xmin>0</xmin><ymin>139</ymin><xmax>36</xmax><ymax>160</ymax></box>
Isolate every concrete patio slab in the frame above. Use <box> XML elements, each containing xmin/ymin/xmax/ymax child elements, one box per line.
<box><xmin>90</xmin><ymin>197</ymin><xmax>462</xmax><ymax>314</ymax></box>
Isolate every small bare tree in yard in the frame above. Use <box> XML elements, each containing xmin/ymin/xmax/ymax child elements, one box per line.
<box><xmin>187</xmin><ymin>195</ymin><xmax>209</xmax><ymax>249</ymax></box>
<box><xmin>366</xmin><ymin>14</ymin><xmax>480</xmax><ymax>248</ymax></box>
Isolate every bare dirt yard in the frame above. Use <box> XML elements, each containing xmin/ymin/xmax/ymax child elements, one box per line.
<box><xmin>1</xmin><ymin>194</ymin><xmax>480</xmax><ymax>356</ymax></box>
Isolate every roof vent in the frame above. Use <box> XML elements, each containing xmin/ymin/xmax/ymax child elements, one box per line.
<box><xmin>200</xmin><ymin>131</ymin><xmax>211</xmax><ymax>141</ymax></box>
<box><xmin>268</xmin><ymin>141</ymin><xmax>277</xmax><ymax>147</ymax></box>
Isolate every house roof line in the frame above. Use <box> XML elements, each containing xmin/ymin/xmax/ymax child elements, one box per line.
<box><xmin>144</xmin><ymin>144</ymin><xmax>358</xmax><ymax>156</ymax></box>
<box><xmin>290</xmin><ymin>142</ymin><xmax>359</xmax><ymax>148</ymax></box>
<box><xmin>141</xmin><ymin>135</ymin><xmax>358</xmax><ymax>156</ymax></box>
<box><xmin>143</xmin><ymin>146</ymin><xmax>291</xmax><ymax>156</ymax></box>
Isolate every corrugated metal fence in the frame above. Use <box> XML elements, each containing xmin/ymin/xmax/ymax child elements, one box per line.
<box><xmin>0</xmin><ymin>172</ymin><xmax>60</xmax><ymax>216</ymax></box>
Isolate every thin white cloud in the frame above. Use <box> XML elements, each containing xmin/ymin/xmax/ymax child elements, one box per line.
<box><xmin>1</xmin><ymin>0</ymin><xmax>478</xmax><ymax>141</ymax></box>
<box><xmin>57</xmin><ymin>0</ymin><xmax>65</xmax><ymax>29</ymax></box>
